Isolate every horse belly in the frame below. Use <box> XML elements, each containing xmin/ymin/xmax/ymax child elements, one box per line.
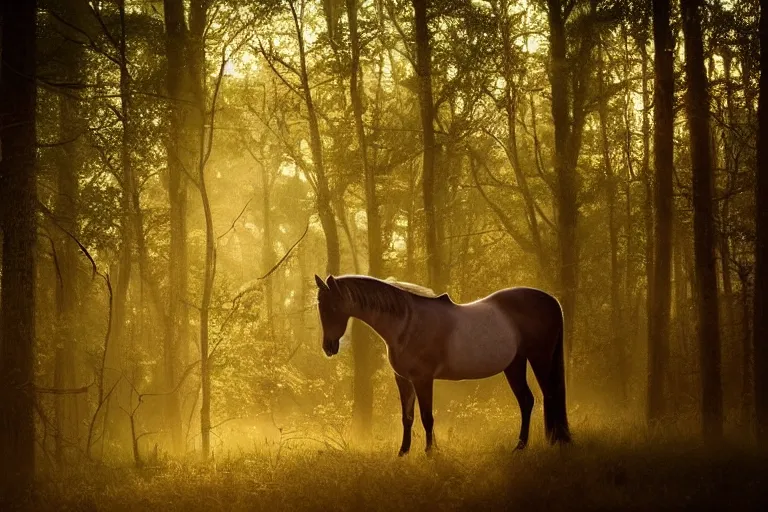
<box><xmin>438</xmin><ymin>318</ymin><xmax>518</xmax><ymax>380</ymax></box>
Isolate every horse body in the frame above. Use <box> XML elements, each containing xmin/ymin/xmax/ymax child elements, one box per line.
<box><xmin>315</xmin><ymin>274</ymin><xmax>570</xmax><ymax>455</ymax></box>
<box><xmin>431</xmin><ymin>300</ymin><xmax>521</xmax><ymax>381</ymax></box>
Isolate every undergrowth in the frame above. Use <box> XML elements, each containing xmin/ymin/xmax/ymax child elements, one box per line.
<box><xmin>17</xmin><ymin>418</ymin><xmax>768</xmax><ymax>512</ymax></box>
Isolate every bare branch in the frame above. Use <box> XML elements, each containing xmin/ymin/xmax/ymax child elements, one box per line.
<box><xmin>138</xmin><ymin>361</ymin><xmax>199</xmax><ymax>400</ymax></box>
<box><xmin>34</xmin><ymin>382</ymin><xmax>93</xmax><ymax>395</ymax></box>
<box><xmin>201</xmin><ymin>51</ymin><xmax>227</xmax><ymax>171</ymax></box>
<box><xmin>87</xmin><ymin>1</ymin><xmax>120</xmax><ymax>52</ymax></box>
<box><xmin>469</xmin><ymin>153</ymin><xmax>537</xmax><ymax>254</ymax></box>
<box><xmin>47</xmin><ymin>9</ymin><xmax>121</xmax><ymax>67</ymax></box>
<box><xmin>256</xmin><ymin>40</ymin><xmax>304</xmax><ymax>99</ymax></box>
<box><xmin>259</xmin><ymin>222</ymin><xmax>310</xmax><ymax>281</ymax></box>
<box><xmin>38</xmin><ymin>201</ymin><xmax>98</xmax><ymax>279</ymax></box>
<box><xmin>37</xmin><ymin>131</ymin><xmax>85</xmax><ymax>148</ymax></box>
<box><xmin>217</xmin><ymin>197</ymin><xmax>253</xmax><ymax>241</ymax></box>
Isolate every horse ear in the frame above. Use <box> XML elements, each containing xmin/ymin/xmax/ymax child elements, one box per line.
<box><xmin>315</xmin><ymin>274</ymin><xmax>330</xmax><ymax>292</ymax></box>
<box><xmin>326</xmin><ymin>275</ymin><xmax>341</xmax><ymax>294</ymax></box>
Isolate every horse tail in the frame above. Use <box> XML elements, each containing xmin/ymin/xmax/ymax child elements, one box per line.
<box><xmin>544</xmin><ymin>322</ymin><xmax>571</xmax><ymax>444</ymax></box>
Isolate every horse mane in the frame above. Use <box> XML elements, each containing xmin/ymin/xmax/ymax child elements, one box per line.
<box><xmin>333</xmin><ymin>275</ymin><xmax>451</xmax><ymax>316</ymax></box>
<box><xmin>382</xmin><ymin>277</ymin><xmax>438</xmax><ymax>298</ymax></box>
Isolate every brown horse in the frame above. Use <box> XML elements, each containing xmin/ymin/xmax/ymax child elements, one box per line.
<box><xmin>314</xmin><ymin>274</ymin><xmax>570</xmax><ymax>455</ymax></box>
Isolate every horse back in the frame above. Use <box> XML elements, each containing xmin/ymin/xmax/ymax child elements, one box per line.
<box><xmin>485</xmin><ymin>287</ymin><xmax>563</xmax><ymax>358</ymax></box>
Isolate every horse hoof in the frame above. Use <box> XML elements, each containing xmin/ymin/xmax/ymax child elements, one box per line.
<box><xmin>398</xmin><ymin>449</ymin><xmax>409</xmax><ymax>457</ymax></box>
<box><xmin>515</xmin><ymin>440</ymin><xmax>527</xmax><ymax>451</ymax></box>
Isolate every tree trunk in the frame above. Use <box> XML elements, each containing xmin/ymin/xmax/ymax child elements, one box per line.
<box><xmin>547</xmin><ymin>0</ymin><xmax>579</xmax><ymax>370</ymax></box>
<box><xmin>290</xmin><ymin>0</ymin><xmax>340</xmax><ymax>276</ymax></box>
<box><xmin>0</xmin><ymin>0</ymin><xmax>37</xmax><ymax>495</ymax></box>
<box><xmin>681</xmin><ymin>0</ymin><xmax>722</xmax><ymax>440</ymax></box>
<box><xmin>104</xmin><ymin>0</ymin><xmax>138</xmax><ymax>451</ymax></box>
<box><xmin>638</xmin><ymin>27</ymin><xmax>654</xmax><ymax>361</ymax></box>
<box><xmin>260</xmin><ymin>152</ymin><xmax>275</xmax><ymax>339</ymax></box>
<box><xmin>198</xmin><ymin>147</ymin><xmax>214</xmax><ymax>461</ymax></box>
<box><xmin>406</xmin><ymin>161</ymin><xmax>416</xmax><ymax>280</ymax></box>
<box><xmin>53</xmin><ymin>79</ymin><xmax>83</xmax><ymax>465</ymax></box>
<box><xmin>720</xmin><ymin>49</ymin><xmax>738</xmax><ymax>413</ymax></box>
<box><xmin>162</xmin><ymin>0</ymin><xmax>189</xmax><ymax>456</ymax></box>
<box><xmin>621</xmin><ymin>22</ymin><xmax>636</xmax><ymax>400</ymax></box>
<box><xmin>346</xmin><ymin>0</ymin><xmax>377</xmax><ymax>438</ymax></box>
<box><xmin>189</xmin><ymin>0</ymin><xmax>212</xmax><ymax>459</ymax></box>
<box><xmin>720</xmin><ymin>50</ymin><xmax>735</xmax><ymax>334</ymax></box>
<box><xmin>51</xmin><ymin>0</ymin><xmax>88</xmax><ymax>462</ymax></box>
<box><xmin>754</xmin><ymin>0</ymin><xmax>768</xmax><ymax>445</ymax></box>
<box><xmin>412</xmin><ymin>0</ymin><xmax>442</xmax><ymax>291</ymax></box>
<box><xmin>647</xmin><ymin>0</ymin><xmax>674</xmax><ymax>423</ymax></box>
<box><xmin>672</xmin><ymin>218</ymin><xmax>691</xmax><ymax>409</ymax></box>
<box><xmin>597</xmin><ymin>38</ymin><xmax>623</xmax><ymax>398</ymax></box>
<box><xmin>738</xmin><ymin>267</ymin><xmax>753</xmax><ymax>427</ymax></box>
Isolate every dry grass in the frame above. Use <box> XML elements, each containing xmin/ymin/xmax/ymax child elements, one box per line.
<box><xmin>19</xmin><ymin>420</ymin><xmax>768</xmax><ymax>512</ymax></box>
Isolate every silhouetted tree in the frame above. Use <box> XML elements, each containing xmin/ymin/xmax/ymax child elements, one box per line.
<box><xmin>546</xmin><ymin>0</ymin><xmax>595</xmax><ymax>370</ymax></box>
<box><xmin>647</xmin><ymin>0</ymin><xmax>674</xmax><ymax>423</ymax></box>
<box><xmin>162</xmin><ymin>0</ymin><xmax>189</xmax><ymax>456</ymax></box>
<box><xmin>347</xmin><ymin>0</ymin><xmax>378</xmax><ymax>437</ymax></box>
<box><xmin>681</xmin><ymin>0</ymin><xmax>723</xmax><ymax>440</ymax></box>
<box><xmin>412</xmin><ymin>0</ymin><xmax>442</xmax><ymax>291</ymax></box>
<box><xmin>0</xmin><ymin>0</ymin><xmax>38</xmax><ymax>496</ymax></box>
<box><xmin>754</xmin><ymin>0</ymin><xmax>768</xmax><ymax>444</ymax></box>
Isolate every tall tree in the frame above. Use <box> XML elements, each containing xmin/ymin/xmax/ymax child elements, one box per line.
<box><xmin>647</xmin><ymin>0</ymin><xmax>674</xmax><ymax>423</ymax></box>
<box><xmin>163</xmin><ymin>0</ymin><xmax>190</xmax><ymax>456</ymax></box>
<box><xmin>346</xmin><ymin>0</ymin><xmax>378</xmax><ymax>437</ymax></box>
<box><xmin>681</xmin><ymin>0</ymin><xmax>722</xmax><ymax>439</ymax></box>
<box><xmin>719</xmin><ymin>47</ymin><xmax>736</xmax><ymax>355</ymax></box>
<box><xmin>50</xmin><ymin>0</ymin><xmax>88</xmax><ymax>462</ymax></box>
<box><xmin>188</xmin><ymin>0</ymin><xmax>213</xmax><ymax>459</ymax></box>
<box><xmin>754</xmin><ymin>0</ymin><xmax>768</xmax><ymax>444</ymax></box>
<box><xmin>636</xmin><ymin>12</ymin><xmax>655</xmax><ymax>379</ymax></box>
<box><xmin>597</xmin><ymin>34</ymin><xmax>622</xmax><ymax>395</ymax></box>
<box><xmin>546</xmin><ymin>0</ymin><xmax>594</xmax><ymax>368</ymax></box>
<box><xmin>412</xmin><ymin>0</ymin><xmax>442</xmax><ymax>291</ymax></box>
<box><xmin>290</xmin><ymin>0</ymin><xmax>341</xmax><ymax>276</ymax></box>
<box><xmin>0</xmin><ymin>0</ymin><xmax>38</xmax><ymax>495</ymax></box>
<box><xmin>107</xmin><ymin>0</ymin><xmax>137</xmax><ymax>445</ymax></box>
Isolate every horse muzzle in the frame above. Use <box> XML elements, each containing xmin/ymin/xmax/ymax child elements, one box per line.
<box><xmin>323</xmin><ymin>338</ymin><xmax>340</xmax><ymax>357</ymax></box>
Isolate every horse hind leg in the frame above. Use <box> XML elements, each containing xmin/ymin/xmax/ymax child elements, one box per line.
<box><xmin>395</xmin><ymin>374</ymin><xmax>416</xmax><ymax>456</ymax></box>
<box><xmin>503</xmin><ymin>355</ymin><xmax>534</xmax><ymax>450</ymax></box>
<box><xmin>413</xmin><ymin>378</ymin><xmax>435</xmax><ymax>454</ymax></box>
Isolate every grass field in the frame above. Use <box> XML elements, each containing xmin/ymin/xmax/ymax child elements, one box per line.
<box><xmin>18</xmin><ymin>420</ymin><xmax>768</xmax><ymax>512</ymax></box>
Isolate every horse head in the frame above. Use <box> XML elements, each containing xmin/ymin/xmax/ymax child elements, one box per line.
<box><xmin>315</xmin><ymin>274</ymin><xmax>349</xmax><ymax>357</ymax></box>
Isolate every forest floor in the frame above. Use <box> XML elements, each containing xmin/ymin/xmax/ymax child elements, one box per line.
<box><xmin>18</xmin><ymin>421</ymin><xmax>768</xmax><ymax>512</ymax></box>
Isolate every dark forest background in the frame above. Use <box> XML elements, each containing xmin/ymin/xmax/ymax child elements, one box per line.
<box><xmin>1</xmin><ymin>0</ymin><xmax>768</xmax><ymax>508</ymax></box>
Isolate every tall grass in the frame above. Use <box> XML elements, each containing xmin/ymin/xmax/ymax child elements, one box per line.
<box><xmin>21</xmin><ymin>415</ymin><xmax>768</xmax><ymax>511</ymax></box>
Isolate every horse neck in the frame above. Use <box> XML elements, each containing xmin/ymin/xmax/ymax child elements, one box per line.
<box><xmin>345</xmin><ymin>301</ymin><xmax>408</xmax><ymax>349</ymax></box>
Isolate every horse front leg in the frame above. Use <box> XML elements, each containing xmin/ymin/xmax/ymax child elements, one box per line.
<box><xmin>395</xmin><ymin>373</ymin><xmax>415</xmax><ymax>456</ymax></box>
<box><xmin>413</xmin><ymin>378</ymin><xmax>435</xmax><ymax>454</ymax></box>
